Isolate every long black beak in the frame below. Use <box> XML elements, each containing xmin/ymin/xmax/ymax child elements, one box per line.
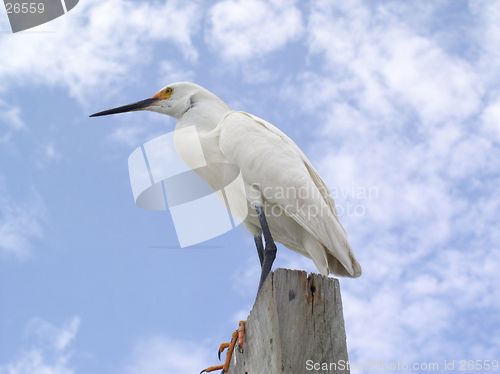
<box><xmin>89</xmin><ymin>97</ymin><xmax>159</xmax><ymax>117</ymax></box>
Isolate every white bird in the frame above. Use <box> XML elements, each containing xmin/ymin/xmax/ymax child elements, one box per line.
<box><xmin>90</xmin><ymin>82</ymin><xmax>361</xmax><ymax>292</ymax></box>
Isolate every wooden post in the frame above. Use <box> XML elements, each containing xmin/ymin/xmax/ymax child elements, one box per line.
<box><xmin>229</xmin><ymin>268</ymin><xmax>350</xmax><ymax>374</ymax></box>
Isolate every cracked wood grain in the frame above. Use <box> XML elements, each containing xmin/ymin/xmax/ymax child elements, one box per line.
<box><xmin>229</xmin><ymin>268</ymin><xmax>350</xmax><ymax>374</ymax></box>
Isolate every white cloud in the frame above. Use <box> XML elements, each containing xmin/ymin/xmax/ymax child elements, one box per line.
<box><xmin>307</xmin><ymin>0</ymin><xmax>482</xmax><ymax>127</ymax></box>
<box><xmin>124</xmin><ymin>336</ymin><xmax>213</xmax><ymax>374</ymax></box>
<box><xmin>275</xmin><ymin>0</ymin><xmax>500</xmax><ymax>369</ymax></box>
<box><xmin>470</xmin><ymin>1</ymin><xmax>500</xmax><ymax>88</ymax></box>
<box><xmin>35</xmin><ymin>143</ymin><xmax>63</xmax><ymax>169</ymax></box>
<box><xmin>379</xmin><ymin>30</ymin><xmax>481</xmax><ymax>125</ymax></box>
<box><xmin>207</xmin><ymin>0</ymin><xmax>303</xmax><ymax>61</ymax></box>
<box><xmin>157</xmin><ymin>61</ymin><xmax>195</xmax><ymax>85</ymax></box>
<box><xmin>0</xmin><ymin>0</ymin><xmax>200</xmax><ymax>103</ymax></box>
<box><xmin>0</xmin><ymin>350</ymin><xmax>72</xmax><ymax>374</ymax></box>
<box><xmin>0</xmin><ymin>182</ymin><xmax>45</xmax><ymax>260</ymax></box>
<box><xmin>0</xmin><ymin>316</ymin><xmax>80</xmax><ymax>374</ymax></box>
<box><xmin>0</xmin><ymin>100</ymin><xmax>25</xmax><ymax>143</ymax></box>
<box><xmin>481</xmin><ymin>96</ymin><xmax>500</xmax><ymax>142</ymax></box>
<box><xmin>107</xmin><ymin>113</ymin><xmax>171</xmax><ymax>148</ymax></box>
<box><xmin>108</xmin><ymin>126</ymin><xmax>148</xmax><ymax>148</ymax></box>
<box><xmin>27</xmin><ymin>317</ymin><xmax>80</xmax><ymax>353</ymax></box>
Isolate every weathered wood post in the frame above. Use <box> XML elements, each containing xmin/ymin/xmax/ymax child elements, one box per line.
<box><xmin>230</xmin><ymin>268</ymin><xmax>350</xmax><ymax>374</ymax></box>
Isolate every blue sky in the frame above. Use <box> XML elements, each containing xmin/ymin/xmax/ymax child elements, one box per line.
<box><xmin>1</xmin><ymin>1</ymin><xmax>499</xmax><ymax>373</ymax></box>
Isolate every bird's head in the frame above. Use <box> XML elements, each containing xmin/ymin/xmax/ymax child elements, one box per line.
<box><xmin>90</xmin><ymin>82</ymin><xmax>206</xmax><ymax>119</ymax></box>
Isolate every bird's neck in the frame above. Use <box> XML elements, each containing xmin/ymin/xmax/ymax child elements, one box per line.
<box><xmin>176</xmin><ymin>98</ymin><xmax>231</xmax><ymax>133</ymax></box>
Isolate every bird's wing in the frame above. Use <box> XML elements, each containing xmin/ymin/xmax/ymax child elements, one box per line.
<box><xmin>245</xmin><ymin>112</ymin><xmax>340</xmax><ymax>215</ymax></box>
<box><xmin>218</xmin><ymin>111</ymin><xmax>360</xmax><ymax>276</ymax></box>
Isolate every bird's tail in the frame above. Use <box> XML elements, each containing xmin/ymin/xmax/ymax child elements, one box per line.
<box><xmin>327</xmin><ymin>251</ymin><xmax>362</xmax><ymax>277</ymax></box>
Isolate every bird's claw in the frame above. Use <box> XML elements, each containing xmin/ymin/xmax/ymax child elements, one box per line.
<box><xmin>200</xmin><ymin>365</ymin><xmax>223</xmax><ymax>374</ymax></box>
<box><xmin>201</xmin><ymin>321</ymin><xmax>246</xmax><ymax>374</ymax></box>
<box><xmin>218</xmin><ymin>342</ymin><xmax>230</xmax><ymax>361</ymax></box>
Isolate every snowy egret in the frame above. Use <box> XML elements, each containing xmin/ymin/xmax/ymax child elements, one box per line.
<box><xmin>90</xmin><ymin>82</ymin><xmax>361</xmax><ymax>372</ymax></box>
<box><xmin>90</xmin><ymin>82</ymin><xmax>361</xmax><ymax>282</ymax></box>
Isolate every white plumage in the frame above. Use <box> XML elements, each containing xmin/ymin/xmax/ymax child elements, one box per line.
<box><xmin>91</xmin><ymin>82</ymin><xmax>361</xmax><ymax>278</ymax></box>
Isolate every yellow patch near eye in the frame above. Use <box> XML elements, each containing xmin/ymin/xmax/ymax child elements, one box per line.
<box><xmin>153</xmin><ymin>87</ymin><xmax>173</xmax><ymax>100</ymax></box>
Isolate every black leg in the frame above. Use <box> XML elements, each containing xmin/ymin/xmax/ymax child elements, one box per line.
<box><xmin>256</xmin><ymin>206</ymin><xmax>277</xmax><ymax>293</ymax></box>
<box><xmin>254</xmin><ymin>233</ymin><xmax>264</xmax><ymax>267</ymax></box>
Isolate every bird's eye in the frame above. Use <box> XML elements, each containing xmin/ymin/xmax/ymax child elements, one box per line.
<box><xmin>165</xmin><ymin>87</ymin><xmax>173</xmax><ymax>94</ymax></box>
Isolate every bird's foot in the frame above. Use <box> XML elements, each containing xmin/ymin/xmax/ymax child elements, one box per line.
<box><xmin>200</xmin><ymin>321</ymin><xmax>246</xmax><ymax>374</ymax></box>
<box><xmin>200</xmin><ymin>331</ymin><xmax>236</xmax><ymax>374</ymax></box>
